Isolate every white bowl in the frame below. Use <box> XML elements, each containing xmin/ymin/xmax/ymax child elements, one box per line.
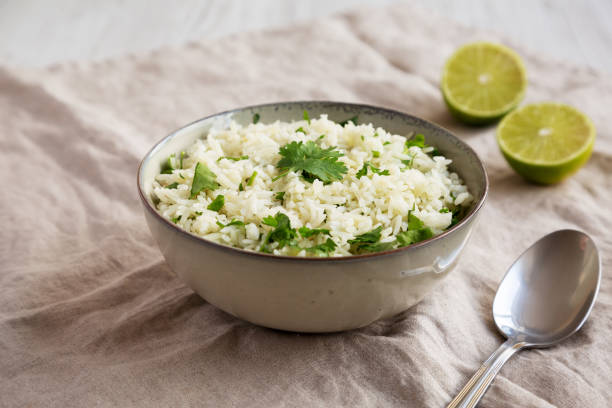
<box><xmin>137</xmin><ymin>101</ymin><xmax>488</xmax><ymax>332</ymax></box>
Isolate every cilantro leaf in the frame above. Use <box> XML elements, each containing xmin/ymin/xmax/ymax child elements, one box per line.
<box><xmin>259</xmin><ymin>212</ymin><xmax>297</xmax><ymax>252</ymax></box>
<box><xmin>195</xmin><ymin>211</ymin><xmax>203</xmax><ymax>216</ymax></box>
<box><xmin>207</xmin><ymin>195</ymin><xmax>225</xmax><ymax>212</ymax></box>
<box><xmin>383</xmin><ymin>141</ymin><xmax>391</xmax><ymax>146</ymax></box>
<box><xmin>190</xmin><ymin>163</ymin><xmax>219</xmax><ymax>198</ymax></box>
<box><xmin>166</xmin><ymin>182</ymin><xmax>179</xmax><ymax>189</ymax></box>
<box><xmin>405</xmin><ymin>134</ymin><xmax>426</xmax><ymax>149</ymax></box>
<box><xmin>253</xmin><ymin>113</ymin><xmax>260</xmax><ymax>124</ymax></box>
<box><xmin>356</xmin><ymin>162</ymin><xmax>390</xmax><ymax>179</ymax></box>
<box><xmin>306</xmin><ymin>238</ymin><xmax>337</xmax><ymax>256</ymax></box>
<box><xmin>180</xmin><ymin>151</ymin><xmax>185</xmax><ymax>169</ymax></box>
<box><xmin>239</xmin><ymin>182</ymin><xmax>244</xmax><ymax>191</ymax></box>
<box><xmin>274</xmin><ymin>191</ymin><xmax>285</xmax><ymax>202</ymax></box>
<box><xmin>348</xmin><ymin>226</ymin><xmax>383</xmax><ymax>245</ymax></box>
<box><xmin>372</xmin><ymin>150</ymin><xmax>380</xmax><ymax>158</ymax></box>
<box><xmin>171</xmin><ymin>215</ymin><xmax>182</xmax><ymax>224</ymax></box>
<box><xmin>161</xmin><ymin>156</ymin><xmax>174</xmax><ymax>174</ymax></box>
<box><xmin>303</xmin><ymin>110</ymin><xmax>310</xmax><ymax>124</ymax></box>
<box><xmin>396</xmin><ymin>213</ymin><xmax>433</xmax><ymax>247</ymax></box>
<box><xmin>338</xmin><ymin>115</ymin><xmax>358</xmax><ymax>127</ymax></box>
<box><xmin>217</xmin><ymin>155</ymin><xmax>249</xmax><ymax>162</ymax></box>
<box><xmin>348</xmin><ymin>226</ymin><xmax>396</xmax><ymax>254</ymax></box>
<box><xmin>295</xmin><ymin>127</ymin><xmax>306</xmax><ymax>134</ymax></box>
<box><xmin>247</xmin><ymin>171</ymin><xmax>257</xmax><ymax>186</ymax></box>
<box><xmin>439</xmin><ymin>208</ymin><xmax>450</xmax><ymax>213</ymax></box>
<box><xmin>276</xmin><ymin>141</ymin><xmax>347</xmax><ymax>183</ymax></box>
<box><xmin>216</xmin><ymin>219</ymin><xmax>245</xmax><ymax>229</ymax></box>
<box><xmin>298</xmin><ymin>226</ymin><xmax>330</xmax><ymax>238</ymax></box>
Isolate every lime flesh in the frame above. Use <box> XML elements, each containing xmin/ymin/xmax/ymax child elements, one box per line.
<box><xmin>496</xmin><ymin>103</ymin><xmax>595</xmax><ymax>184</ymax></box>
<box><xmin>442</xmin><ymin>42</ymin><xmax>527</xmax><ymax>125</ymax></box>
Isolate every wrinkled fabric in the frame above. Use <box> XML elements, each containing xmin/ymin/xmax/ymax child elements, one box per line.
<box><xmin>1</xmin><ymin>4</ymin><xmax>610</xmax><ymax>407</ymax></box>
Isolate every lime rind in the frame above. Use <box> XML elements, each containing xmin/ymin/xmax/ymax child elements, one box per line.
<box><xmin>441</xmin><ymin>42</ymin><xmax>527</xmax><ymax>125</ymax></box>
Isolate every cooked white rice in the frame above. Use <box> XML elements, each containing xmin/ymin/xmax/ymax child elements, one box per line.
<box><xmin>152</xmin><ymin>115</ymin><xmax>472</xmax><ymax>257</ymax></box>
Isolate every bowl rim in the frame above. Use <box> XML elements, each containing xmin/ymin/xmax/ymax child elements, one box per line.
<box><xmin>137</xmin><ymin>100</ymin><xmax>489</xmax><ymax>263</ymax></box>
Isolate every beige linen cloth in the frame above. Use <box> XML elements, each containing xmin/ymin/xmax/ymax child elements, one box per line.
<box><xmin>1</xmin><ymin>4</ymin><xmax>611</xmax><ymax>407</ymax></box>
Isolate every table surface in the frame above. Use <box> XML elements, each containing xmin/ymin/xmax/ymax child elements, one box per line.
<box><xmin>1</xmin><ymin>0</ymin><xmax>611</xmax><ymax>73</ymax></box>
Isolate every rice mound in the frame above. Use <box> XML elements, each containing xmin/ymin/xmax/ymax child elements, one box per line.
<box><xmin>152</xmin><ymin>115</ymin><xmax>472</xmax><ymax>257</ymax></box>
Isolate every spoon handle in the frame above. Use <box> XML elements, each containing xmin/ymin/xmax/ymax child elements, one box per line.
<box><xmin>447</xmin><ymin>339</ymin><xmax>525</xmax><ymax>408</ymax></box>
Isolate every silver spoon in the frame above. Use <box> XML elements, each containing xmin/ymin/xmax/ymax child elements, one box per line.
<box><xmin>448</xmin><ymin>229</ymin><xmax>601</xmax><ymax>408</ymax></box>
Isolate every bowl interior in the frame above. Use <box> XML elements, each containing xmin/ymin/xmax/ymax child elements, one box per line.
<box><xmin>139</xmin><ymin>101</ymin><xmax>487</xmax><ymax>235</ymax></box>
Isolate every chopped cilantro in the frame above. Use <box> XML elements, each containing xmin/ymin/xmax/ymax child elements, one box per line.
<box><xmin>360</xmin><ymin>135</ymin><xmax>365</xmax><ymax>141</ymax></box>
<box><xmin>217</xmin><ymin>219</ymin><xmax>245</xmax><ymax>229</ymax></box>
<box><xmin>298</xmin><ymin>226</ymin><xmax>330</xmax><ymax>238</ymax></box>
<box><xmin>348</xmin><ymin>226</ymin><xmax>394</xmax><ymax>254</ymax></box>
<box><xmin>253</xmin><ymin>113</ymin><xmax>260</xmax><ymax>124</ymax></box>
<box><xmin>239</xmin><ymin>182</ymin><xmax>244</xmax><ymax>191</ymax></box>
<box><xmin>401</xmin><ymin>156</ymin><xmax>415</xmax><ymax>169</ymax></box>
<box><xmin>356</xmin><ymin>162</ymin><xmax>390</xmax><ymax>179</ymax></box>
<box><xmin>374</xmin><ymin>132</ymin><xmax>379</xmax><ymax>137</ymax></box>
<box><xmin>338</xmin><ymin>115</ymin><xmax>358</xmax><ymax>127</ymax></box>
<box><xmin>190</xmin><ymin>163</ymin><xmax>219</xmax><ymax>198</ymax></box>
<box><xmin>303</xmin><ymin>110</ymin><xmax>310</xmax><ymax>124</ymax></box>
<box><xmin>439</xmin><ymin>208</ymin><xmax>450</xmax><ymax>213</ymax></box>
<box><xmin>260</xmin><ymin>212</ymin><xmax>297</xmax><ymax>252</ymax></box>
<box><xmin>451</xmin><ymin>206</ymin><xmax>464</xmax><ymax>226</ymax></box>
<box><xmin>318</xmin><ymin>134</ymin><xmax>325</xmax><ymax>140</ymax></box>
<box><xmin>166</xmin><ymin>182</ymin><xmax>179</xmax><ymax>189</ymax></box>
<box><xmin>180</xmin><ymin>151</ymin><xmax>185</xmax><ymax>169</ymax></box>
<box><xmin>195</xmin><ymin>211</ymin><xmax>203</xmax><ymax>216</ymax></box>
<box><xmin>296</xmin><ymin>127</ymin><xmax>306</xmax><ymax>134</ymax></box>
<box><xmin>405</xmin><ymin>134</ymin><xmax>426</xmax><ymax>149</ymax></box>
<box><xmin>383</xmin><ymin>141</ymin><xmax>391</xmax><ymax>146</ymax></box>
<box><xmin>396</xmin><ymin>213</ymin><xmax>433</xmax><ymax>247</ymax></box>
<box><xmin>207</xmin><ymin>195</ymin><xmax>225</xmax><ymax>212</ymax></box>
<box><xmin>372</xmin><ymin>150</ymin><xmax>380</xmax><ymax>158</ymax></box>
<box><xmin>275</xmin><ymin>141</ymin><xmax>347</xmax><ymax>183</ymax></box>
<box><xmin>171</xmin><ymin>215</ymin><xmax>182</xmax><ymax>224</ymax></box>
<box><xmin>161</xmin><ymin>156</ymin><xmax>174</xmax><ymax>174</ymax></box>
<box><xmin>247</xmin><ymin>171</ymin><xmax>257</xmax><ymax>186</ymax></box>
<box><xmin>179</xmin><ymin>173</ymin><xmax>185</xmax><ymax>179</ymax></box>
<box><xmin>217</xmin><ymin>155</ymin><xmax>249</xmax><ymax>162</ymax></box>
<box><xmin>274</xmin><ymin>191</ymin><xmax>285</xmax><ymax>202</ymax></box>
<box><xmin>306</xmin><ymin>238</ymin><xmax>337</xmax><ymax>256</ymax></box>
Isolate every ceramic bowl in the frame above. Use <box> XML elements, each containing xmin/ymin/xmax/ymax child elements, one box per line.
<box><xmin>137</xmin><ymin>101</ymin><xmax>488</xmax><ymax>332</ymax></box>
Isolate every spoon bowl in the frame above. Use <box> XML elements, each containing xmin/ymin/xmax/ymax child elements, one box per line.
<box><xmin>449</xmin><ymin>229</ymin><xmax>601</xmax><ymax>407</ymax></box>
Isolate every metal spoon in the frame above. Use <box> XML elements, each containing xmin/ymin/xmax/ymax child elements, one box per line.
<box><xmin>448</xmin><ymin>229</ymin><xmax>601</xmax><ymax>408</ymax></box>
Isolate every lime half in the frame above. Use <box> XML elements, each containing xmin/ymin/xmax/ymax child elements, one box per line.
<box><xmin>497</xmin><ymin>103</ymin><xmax>595</xmax><ymax>184</ymax></box>
<box><xmin>442</xmin><ymin>42</ymin><xmax>527</xmax><ymax>125</ymax></box>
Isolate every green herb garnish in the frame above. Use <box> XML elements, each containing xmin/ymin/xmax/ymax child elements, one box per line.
<box><xmin>161</xmin><ymin>155</ymin><xmax>174</xmax><ymax>174</ymax></box>
<box><xmin>207</xmin><ymin>195</ymin><xmax>225</xmax><ymax>212</ymax></box>
<box><xmin>180</xmin><ymin>151</ymin><xmax>185</xmax><ymax>169</ymax></box>
<box><xmin>253</xmin><ymin>113</ymin><xmax>260</xmax><ymax>124</ymax></box>
<box><xmin>306</xmin><ymin>238</ymin><xmax>337</xmax><ymax>256</ymax></box>
<box><xmin>356</xmin><ymin>162</ymin><xmax>390</xmax><ymax>179</ymax></box>
<box><xmin>338</xmin><ymin>115</ymin><xmax>358</xmax><ymax>127</ymax></box>
<box><xmin>372</xmin><ymin>150</ymin><xmax>380</xmax><ymax>158</ymax></box>
<box><xmin>171</xmin><ymin>215</ymin><xmax>182</xmax><ymax>223</ymax></box>
<box><xmin>405</xmin><ymin>134</ymin><xmax>426</xmax><ymax>149</ymax></box>
<box><xmin>195</xmin><ymin>211</ymin><xmax>203</xmax><ymax>216</ymax></box>
<box><xmin>298</xmin><ymin>226</ymin><xmax>330</xmax><ymax>238</ymax></box>
<box><xmin>439</xmin><ymin>208</ymin><xmax>450</xmax><ymax>213</ymax></box>
<box><xmin>166</xmin><ymin>182</ymin><xmax>179</xmax><ymax>189</ymax></box>
<box><xmin>274</xmin><ymin>141</ymin><xmax>348</xmax><ymax>183</ymax></box>
<box><xmin>303</xmin><ymin>110</ymin><xmax>310</xmax><ymax>124</ymax></box>
<box><xmin>247</xmin><ymin>171</ymin><xmax>257</xmax><ymax>186</ymax></box>
<box><xmin>217</xmin><ymin>219</ymin><xmax>245</xmax><ymax>229</ymax></box>
<box><xmin>383</xmin><ymin>141</ymin><xmax>391</xmax><ymax>146</ymax></box>
<box><xmin>396</xmin><ymin>213</ymin><xmax>433</xmax><ymax>247</ymax></box>
<box><xmin>296</xmin><ymin>127</ymin><xmax>306</xmax><ymax>134</ymax></box>
<box><xmin>190</xmin><ymin>163</ymin><xmax>219</xmax><ymax>198</ymax></box>
<box><xmin>260</xmin><ymin>212</ymin><xmax>298</xmax><ymax>252</ymax></box>
<box><xmin>348</xmin><ymin>226</ymin><xmax>393</xmax><ymax>254</ymax></box>
<box><xmin>217</xmin><ymin>155</ymin><xmax>249</xmax><ymax>162</ymax></box>
<box><xmin>274</xmin><ymin>191</ymin><xmax>285</xmax><ymax>202</ymax></box>
<box><xmin>239</xmin><ymin>182</ymin><xmax>244</xmax><ymax>191</ymax></box>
